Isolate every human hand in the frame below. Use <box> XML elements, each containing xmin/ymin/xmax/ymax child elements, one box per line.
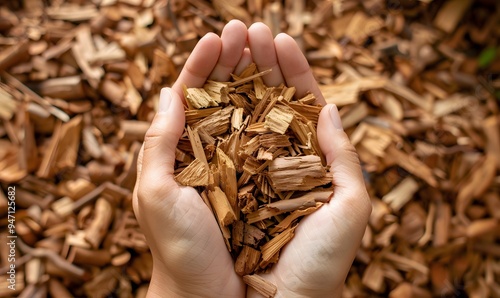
<box><xmin>134</xmin><ymin>18</ymin><xmax>371</xmax><ymax>297</ymax></box>
<box><xmin>132</xmin><ymin>20</ymin><xmax>249</xmax><ymax>297</ymax></box>
<box><xmin>246</xmin><ymin>23</ymin><xmax>372</xmax><ymax>297</ymax></box>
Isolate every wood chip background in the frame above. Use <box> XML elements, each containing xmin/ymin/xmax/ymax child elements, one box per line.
<box><xmin>0</xmin><ymin>0</ymin><xmax>499</xmax><ymax>297</ymax></box>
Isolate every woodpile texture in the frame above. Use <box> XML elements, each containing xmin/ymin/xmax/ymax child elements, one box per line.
<box><xmin>0</xmin><ymin>0</ymin><xmax>499</xmax><ymax>297</ymax></box>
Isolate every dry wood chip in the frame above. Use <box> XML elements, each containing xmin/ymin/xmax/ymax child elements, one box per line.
<box><xmin>192</xmin><ymin>106</ymin><xmax>234</xmax><ymax>136</ymax></box>
<box><xmin>382</xmin><ymin>177</ymin><xmax>419</xmax><ymax>212</ymax></box>
<box><xmin>235</xmin><ymin>245</ymin><xmax>261</xmax><ymax>276</ymax></box>
<box><xmin>208</xmin><ymin>187</ymin><xmax>237</xmax><ymax>226</ymax></box>
<box><xmin>268</xmin><ymin>156</ymin><xmax>330</xmax><ymax>191</ymax></box>
<box><xmin>184</xmin><ymin>86</ymin><xmax>220</xmax><ymax>109</ymax></box>
<box><xmin>175</xmin><ymin>158</ymin><xmax>209</xmax><ymax>187</ymax></box>
<box><xmin>264</xmin><ymin>104</ymin><xmax>294</xmax><ymax>134</ymax></box>
<box><xmin>243</xmin><ymin>274</ymin><xmax>277</xmax><ymax>298</ymax></box>
<box><xmin>204</xmin><ymin>80</ymin><xmax>229</xmax><ymax>104</ymax></box>
<box><xmin>260</xmin><ymin>226</ymin><xmax>296</xmax><ymax>268</ymax></box>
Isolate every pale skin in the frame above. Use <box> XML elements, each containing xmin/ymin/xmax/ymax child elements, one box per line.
<box><xmin>133</xmin><ymin>20</ymin><xmax>372</xmax><ymax>297</ymax></box>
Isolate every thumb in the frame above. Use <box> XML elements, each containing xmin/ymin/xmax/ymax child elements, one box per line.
<box><xmin>139</xmin><ymin>88</ymin><xmax>185</xmax><ymax>197</ymax></box>
<box><xmin>317</xmin><ymin>104</ymin><xmax>371</xmax><ymax>216</ymax></box>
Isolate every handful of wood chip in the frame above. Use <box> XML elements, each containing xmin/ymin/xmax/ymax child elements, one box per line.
<box><xmin>174</xmin><ymin>63</ymin><xmax>333</xmax><ymax>295</ymax></box>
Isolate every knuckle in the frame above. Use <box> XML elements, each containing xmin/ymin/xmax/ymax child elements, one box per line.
<box><xmin>143</xmin><ymin>128</ymin><xmax>163</xmax><ymax>150</ymax></box>
<box><xmin>327</xmin><ymin>136</ymin><xmax>362</xmax><ymax>168</ymax></box>
<box><xmin>342</xmin><ymin>141</ymin><xmax>362</xmax><ymax>165</ymax></box>
<box><xmin>136</xmin><ymin>182</ymin><xmax>150</xmax><ymax>202</ymax></box>
<box><xmin>336</xmin><ymin>182</ymin><xmax>371</xmax><ymax>218</ymax></box>
<box><xmin>135</xmin><ymin>173</ymin><xmax>179</xmax><ymax>209</ymax></box>
<box><xmin>136</xmin><ymin>179</ymin><xmax>162</xmax><ymax>205</ymax></box>
<box><xmin>142</xmin><ymin>123</ymin><xmax>177</xmax><ymax>154</ymax></box>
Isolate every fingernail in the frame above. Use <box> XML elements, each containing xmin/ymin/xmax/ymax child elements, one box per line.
<box><xmin>159</xmin><ymin>88</ymin><xmax>172</xmax><ymax>113</ymax></box>
<box><xmin>329</xmin><ymin>104</ymin><xmax>343</xmax><ymax>131</ymax></box>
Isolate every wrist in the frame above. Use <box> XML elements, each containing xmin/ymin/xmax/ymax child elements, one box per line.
<box><xmin>147</xmin><ymin>264</ymin><xmax>245</xmax><ymax>298</ymax></box>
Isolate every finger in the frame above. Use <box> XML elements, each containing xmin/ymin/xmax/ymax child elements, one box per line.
<box><xmin>138</xmin><ymin>88</ymin><xmax>185</xmax><ymax>199</ymax></box>
<box><xmin>172</xmin><ymin>33</ymin><xmax>222</xmax><ymax>99</ymax></box>
<box><xmin>234</xmin><ymin>48</ymin><xmax>253</xmax><ymax>76</ymax></box>
<box><xmin>248</xmin><ymin>22</ymin><xmax>285</xmax><ymax>86</ymax></box>
<box><xmin>209</xmin><ymin>20</ymin><xmax>248</xmax><ymax>81</ymax></box>
<box><xmin>274</xmin><ymin>33</ymin><xmax>325</xmax><ymax>105</ymax></box>
<box><xmin>317</xmin><ymin>104</ymin><xmax>371</xmax><ymax>218</ymax></box>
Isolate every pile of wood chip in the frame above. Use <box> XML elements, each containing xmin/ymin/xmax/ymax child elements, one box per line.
<box><xmin>177</xmin><ymin>66</ymin><xmax>332</xmax><ymax>280</ymax></box>
<box><xmin>0</xmin><ymin>0</ymin><xmax>499</xmax><ymax>297</ymax></box>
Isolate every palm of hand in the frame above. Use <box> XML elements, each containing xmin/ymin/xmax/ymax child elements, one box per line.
<box><xmin>253</xmin><ymin>192</ymin><xmax>369</xmax><ymax>297</ymax></box>
<box><xmin>135</xmin><ymin>184</ymin><xmax>240</xmax><ymax>296</ymax></box>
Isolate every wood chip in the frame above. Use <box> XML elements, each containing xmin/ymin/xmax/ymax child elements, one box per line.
<box><xmin>208</xmin><ymin>187</ymin><xmax>237</xmax><ymax>226</ymax></box>
<box><xmin>264</xmin><ymin>104</ymin><xmax>294</xmax><ymax>134</ymax></box>
<box><xmin>175</xmin><ymin>158</ymin><xmax>209</xmax><ymax>187</ymax></box>
<box><xmin>268</xmin><ymin>156</ymin><xmax>330</xmax><ymax>191</ymax></box>
<box><xmin>235</xmin><ymin>246</ymin><xmax>261</xmax><ymax>276</ymax></box>
<box><xmin>243</xmin><ymin>274</ymin><xmax>277</xmax><ymax>298</ymax></box>
<box><xmin>382</xmin><ymin>177</ymin><xmax>419</xmax><ymax>212</ymax></box>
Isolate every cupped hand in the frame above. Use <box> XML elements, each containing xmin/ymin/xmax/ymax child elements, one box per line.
<box><xmin>133</xmin><ymin>19</ymin><xmax>371</xmax><ymax>298</ymax></box>
<box><xmin>246</xmin><ymin>23</ymin><xmax>372</xmax><ymax>297</ymax></box>
<box><xmin>132</xmin><ymin>20</ymin><xmax>248</xmax><ymax>297</ymax></box>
